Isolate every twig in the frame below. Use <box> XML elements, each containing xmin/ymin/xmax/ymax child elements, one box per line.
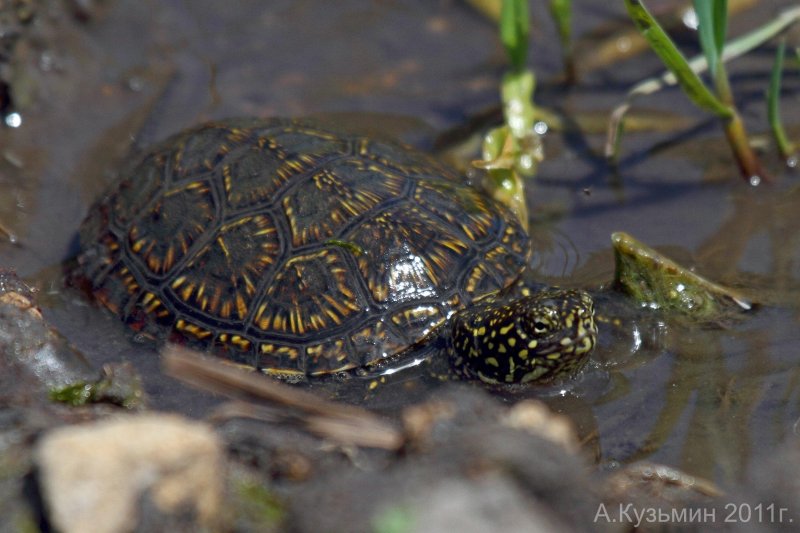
<box><xmin>162</xmin><ymin>344</ymin><xmax>404</xmax><ymax>450</ymax></box>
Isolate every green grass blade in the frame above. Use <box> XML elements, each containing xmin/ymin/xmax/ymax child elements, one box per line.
<box><xmin>549</xmin><ymin>0</ymin><xmax>571</xmax><ymax>42</ymax></box>
<box><xmin>549</xmin><ymin>0</ymin><xmax>573</xmax><ymax>78</ymax></box>
<box><xmin>500</xmin><ymin>0</ymin><xmax>529</xmax><ymax>71</ymax></box>
<box><xmin>608</xmin><ymin>5</ymin><xmax>800</xmax><ymax>164</ymax></box>
<box><xmin>625</xmin><ymin>0</ymin><xmax>732</xmax><ymax>119</ymax></box>
<box><xmin>768</xmin><ymin>39</ymin><xmax>796</xmax><ymax>160</ymax></box>
<box><xmin>713</xmin><ymin>0</ymin><xmax>728</xmax><ymax>51</ymax></box>
<box><xmin>693</xmin><ymin>0</ymin><xmax>728</xmax><ymax>79</ymax></box>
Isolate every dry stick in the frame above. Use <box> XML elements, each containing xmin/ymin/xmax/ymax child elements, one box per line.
<box><xmin>162</xmin><ymin>344</ymin><xmax>404</xmax><ymax>450</ymax></box>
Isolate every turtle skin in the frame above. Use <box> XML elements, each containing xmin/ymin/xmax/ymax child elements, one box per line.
<box><xmin>75</xmin><ymin>118</ymin><xmax>537</xmax><ymax>379</ymax></box>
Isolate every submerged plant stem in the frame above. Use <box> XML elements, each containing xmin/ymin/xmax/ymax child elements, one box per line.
<box><xmin>723</xmin><ymin>112</ymin><xmax>768</xmax><ymax>184</ymax></box>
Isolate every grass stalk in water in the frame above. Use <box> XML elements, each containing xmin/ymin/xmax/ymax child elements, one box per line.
<box><xmin>767</xmin><ymin>39</ymin><xmax>798</xmax><ymax>165</ymax></box>
<box><xmin>474</xmin><ymin>0</ymin><xmax>542</xmax><ymax>228</ymax></box>
<box><xmin>610</xmin><ymin>0</ymin><xmax>800</xmax><ymax>184</ymax></box>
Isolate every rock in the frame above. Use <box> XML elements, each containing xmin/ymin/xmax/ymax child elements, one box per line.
<box><xmin>0</xmin><ymin>269</ymin><xmax>147</xmax><ymax>413</ymax></box>
<box><xmin>34</xmin><ymin>414</ymin><xmax>223</xmax><ymax>533</ymax></box>
<box><xmin>0</xmin><ymin>269</ymin><xmax>95</xmax><ymax>397</ymax></box>
<box><xmin>380</xmin><ymin>472</ymin><xmax>570</xmax><ymax>533</ymax></box>
<box><xmin>0</xmin><ymin>269</ymin><xmax>40</xmax><ymax>319</ymax></box>
<box><xmin>289</xmin><ymin>386</ymin><xmax>605</xmax><ymax>533</ymax></box>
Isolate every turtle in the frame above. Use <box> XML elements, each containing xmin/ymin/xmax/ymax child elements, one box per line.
<box><xmin>73</xmin><ymin>117</ymin><xmax>597</xmax><ymax>385</ymax></box>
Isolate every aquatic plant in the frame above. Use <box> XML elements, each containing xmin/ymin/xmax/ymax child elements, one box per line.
<box><xmin>767</xmin><ymin>39</ymin><xmax>798</xmax><ymax>165</ymax></box>
<box><xmin>609</xmin><ymin>2</ymin><xmax>800</xmax><ymax>184</ymax></box>
<box><xmin>474</xmin><ymin>0</ymin><xmax>540</xmax><ymax>227</ymax></box>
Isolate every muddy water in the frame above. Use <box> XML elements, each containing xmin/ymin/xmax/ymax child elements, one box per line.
<box><xmin>0</xmin><ymin>0</ymin><xmax>798</xmax><ymax>492</ymax></box>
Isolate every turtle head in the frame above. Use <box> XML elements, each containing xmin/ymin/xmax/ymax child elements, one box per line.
<box><xmin>449</xmin><ymin>289</ymin><xmax>597</xmax><ymax>384</ymax></box>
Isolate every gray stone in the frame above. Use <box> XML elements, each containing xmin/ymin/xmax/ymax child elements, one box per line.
<box><xmin>34</xmin><ymin>414</ymin><xmax>223</xmax><ymax>533</ymax></box>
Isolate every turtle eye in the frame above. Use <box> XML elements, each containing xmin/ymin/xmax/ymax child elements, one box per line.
<box><xmin>533</xmin><ymin>320</ymin><xmax>549</xmax><ymax>333</ymax></box>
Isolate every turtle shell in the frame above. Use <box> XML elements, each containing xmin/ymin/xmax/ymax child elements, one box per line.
<box><xmin>76</xmin><ymin>118</ymin><xmax>530</xmax><ymax>377</ymax></box>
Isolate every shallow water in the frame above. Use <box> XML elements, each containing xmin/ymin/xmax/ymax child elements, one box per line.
<box><xmin>1</xmin><ymin>0</ymin><xmax>799</xmax><ymax>493</ymax></box>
